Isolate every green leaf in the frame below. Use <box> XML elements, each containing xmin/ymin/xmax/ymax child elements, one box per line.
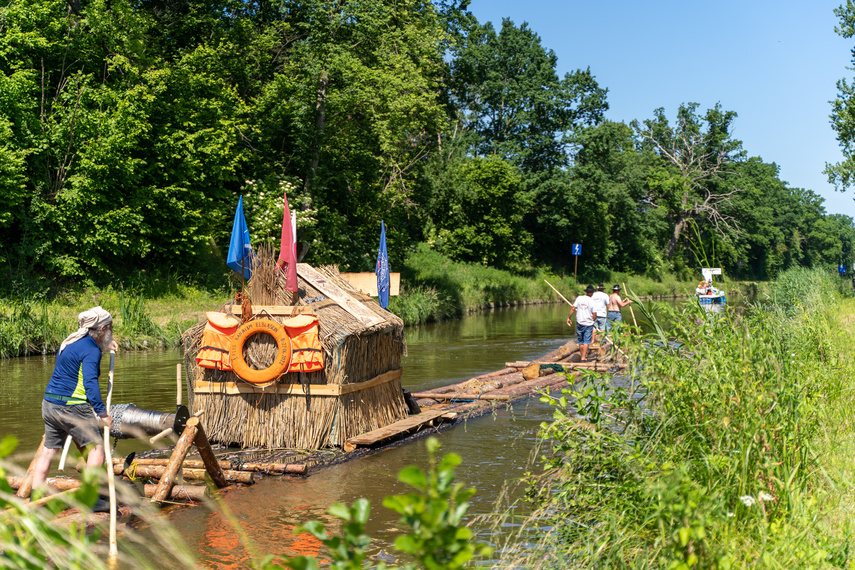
<box><xmin>398</xmin><ymin>466</ymin><xmax>428</xmax><ymax>489</ymax></box>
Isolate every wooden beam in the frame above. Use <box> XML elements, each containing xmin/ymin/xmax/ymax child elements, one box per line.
<box><xmin>152</xmin><ymin>418</ymin><xmax>198</xmax><ymax>504</ymax></box>
<box><xmin>225</xmin><ymin>305</ymin><xmax>317</xmax><ymax>317</ymax></box>
<box><xmin>297</xmin><ymin>264</ymin><xmax>386</xmax><ymax>327</ymax></box>
<box><xmin>194</xmin><ymin>369</ymin><xmax>402</xmax><ymax>396</ymax></box>
<box><xmin>193</xmin><ymin>423</ymin><xmax>227</xmax><ymax>488</ymax></box>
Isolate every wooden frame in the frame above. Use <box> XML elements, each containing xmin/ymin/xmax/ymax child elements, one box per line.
<box><xmin>193</xmin><ymin>368</ymin><xmax>402</xmax><ymax>396</ymax></box>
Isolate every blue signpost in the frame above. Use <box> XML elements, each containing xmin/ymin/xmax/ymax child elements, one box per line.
<box><xmin>572</xmin><ymin>244</ymin><xmax>581</xmax><ymax>278</ymax></box>
<box><xmin>839</xmin><ymin>264</ymin><xmax>847</xmax><ymax>274</ymax></box>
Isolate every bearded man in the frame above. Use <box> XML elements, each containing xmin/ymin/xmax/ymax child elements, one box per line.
<box><xmin>32</xmin><ymin>306</ymin><xmax>118</xmax><ymax>498</ymax></box>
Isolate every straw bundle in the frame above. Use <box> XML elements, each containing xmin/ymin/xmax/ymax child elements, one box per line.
<box><xmin>182</xmin><ymin>246</ymin><xmax>408</xmax><ymax>449</ymax></box>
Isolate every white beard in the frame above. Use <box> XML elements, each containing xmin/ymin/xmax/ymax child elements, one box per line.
<box><xmin>92</xmin><ymin>329</ymin><xmax>113</xmax><ymax>352</ymax></box>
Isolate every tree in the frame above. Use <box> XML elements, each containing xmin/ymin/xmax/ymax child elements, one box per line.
<box><xmin>827</xmin><ymin>0</ymin><xmax>855</xmax><ymax>190</ymax></box>
<box><xmin>632</xmin><ymin>103</ymin><xmax>745</xmax><ymax>259</ymax></box>
<box><xmin>425</xmin><ymin>156</ymin><xmax>532</xmax><ymax>267</ymax></box>
<box><xmin>446</xmin><ymin>18</ymin><xmax>607</xmax><ymax>172</ymax></box>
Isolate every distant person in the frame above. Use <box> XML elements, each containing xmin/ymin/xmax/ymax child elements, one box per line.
<box><xmin>32</xmin><ymin>307</ymin><xmax>117</xmax><ymax>508</ymax></box>
<box><xmin>567</xmin><ymin>285</ymin><xmax>597</xmax><ymax>361</ymax></box>
<box><xmin>607</xmin><ymin>285</ymin><xmax>633</xmax><ymax>331</ymax></box>
<box><xmin>591</xmin><ymin>284</ymin><xmax>610</xmax><ymax>345</ymax></box>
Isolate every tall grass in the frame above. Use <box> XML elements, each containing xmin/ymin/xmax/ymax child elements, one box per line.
<box><xmin>505</xmin><ymin>266</ymin><xmax>855</xmax><ymax>567</ymax></box>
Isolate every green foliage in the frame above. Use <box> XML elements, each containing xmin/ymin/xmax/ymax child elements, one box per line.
<box><xmin>383</xmin><ymin>437</ymin><xmax>492</xmax><ymax>569</ymax></box>
<box><xmin>0</xmin><ymin>436</ymin><xmax>110</xmax><ymax>569</ymax></box>
<box><xmin>512</xmin><ymin>266</ymin><xmax>854</xmax><ymax>567</ymax></box>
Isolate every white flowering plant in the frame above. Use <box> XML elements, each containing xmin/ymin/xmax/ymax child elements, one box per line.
<box><xmin>240</xmin><ymin>176</ymin><xmax>318</xmax><ymax>250</ymax></box>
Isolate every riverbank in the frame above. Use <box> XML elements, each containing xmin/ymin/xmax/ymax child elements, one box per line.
<box><xmin>0</xmin><ymin>249</ymin><xmax>769</xmax><ymax>355</ymax></box>
<box><xmin>505</xmin><ymin>267</ymin><xmax>855</xmax><ymax>567</ymax></box>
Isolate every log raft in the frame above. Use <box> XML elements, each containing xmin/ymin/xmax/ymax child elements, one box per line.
<box><xmin>342</xmin><ymin>338</ymin><xmax>626</xmax><ymax>453</ymax></box>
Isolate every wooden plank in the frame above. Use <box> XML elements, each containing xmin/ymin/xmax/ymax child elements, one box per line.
<box><xmin>339</xmin><ymin>272</ymin><xmax>401</xmax><ymax>297</ymax></box>
<box><xmin>346</xmin><ymin>409</ymin><xmax>449</xmax><ymax>448</ymax></box>
<box><xmin>194</xmin><ymin>369</ymin><xmax>402</xmax><ymax>396</ymax></box>
<box><xmin>225</xmin><ymin>305</ymin><xmax>316</xmax><ymax>317</ymax></box>
<box><xmin>297</xmin><ymin>264</ymin><xmax>386</xmax><ymax>327</ymax></box>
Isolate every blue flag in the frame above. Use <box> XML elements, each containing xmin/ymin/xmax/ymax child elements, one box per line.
<box><xmin>227</xmin><ymin>195</ymin><xmax>254</xmax><ymax>279</ymax></box>
<box><xmin>376</xmin><ymin>221</ymin><xmax>390</xmax><ymax>309</ymax></box>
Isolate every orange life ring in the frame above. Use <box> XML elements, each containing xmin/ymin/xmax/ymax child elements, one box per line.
<box><xmin>229</xmin><ymin>319</ymin><xmax>293</xmax><ymax>385</ymax></box>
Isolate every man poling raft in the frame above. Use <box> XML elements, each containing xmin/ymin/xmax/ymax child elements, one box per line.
<box><xmin>32</xmin><ymin>306</ymin><xmax>118</xmax><ymax>510</ymax></box>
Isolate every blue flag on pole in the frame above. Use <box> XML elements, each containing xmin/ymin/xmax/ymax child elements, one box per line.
<box><xmin>227</xmin><ymin>195</ymin><xmax>254</xmax><ymax>279</ymax></box>
<box><xmin>376</xmin><ymin>221</ymin><xmax>390</xmax><ymax>309</ymax></box>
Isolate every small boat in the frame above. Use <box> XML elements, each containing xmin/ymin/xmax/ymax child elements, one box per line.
<box><xmin>696</xmin><ymin>268</ymin><xmax>726</xmax><ymax>309</ymax></box>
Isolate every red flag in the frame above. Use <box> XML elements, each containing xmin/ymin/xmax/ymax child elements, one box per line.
<box><xmin>277</xmin><ymin>189</ymin><xmax>298</xmax><ymax>292</ymax></box>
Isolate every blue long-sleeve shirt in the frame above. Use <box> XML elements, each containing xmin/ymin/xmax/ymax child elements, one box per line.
<box><xmin>44</xmin><ymin>336</ymin><xmax>107</xmax><ymax>417</ymax></box>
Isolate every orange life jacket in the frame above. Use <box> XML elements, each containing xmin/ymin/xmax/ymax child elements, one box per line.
<box><xmin>282</xmin><ymin>314</ymin><xmax>324</xmax><ymax>373</ymax></box>
<box><xmin>197</xmin><ymin>312</ymin><xmax>240</xmax><ymax>371</ymax></box>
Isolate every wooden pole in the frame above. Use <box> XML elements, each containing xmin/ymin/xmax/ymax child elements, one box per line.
<box><xmin>116</xmin><ymin>464</ymin><xmax>257</xmax><ymax>484</ymax></box>
<box><xmin>105</xmin><ymin>350</ymin><xmax>118</xmax><ymax>560</ymax></box>
<box><xmin>176</xmin><ymin>363</ymin><xmax>182</xmax><ymax>407</ymax></box>
<box><xmin>192</xmin><ymin>423</ymin><xmax>227</xmax><ymax>488</ymax></box>
<box><xmin>622</xmin><ymin>282</ymin><xmax>638</xmax><ymax>328</ymax></box>
<box><xmin>543</xmin><ymin>279</ymin><xmax>573</xmax><ymax>306</ymax></box>
<box><xmin>152</xmin><ymin>417</ymin><xmax>199</xmax><ymax>503</ymax></box>
<box><xmin>57</xmin><ymin>435</ymin><xmax>73</xmax><ymax>471</ymax></box>
<box><xmin>15</xmin><ymin>435</ymin><xmax>45</xmax><ymax>499</ymax></box>
<box><xmin>574</xmin><ymin>254</ymin><xmax>578</xmax><ymax>280</ymax></box>
<box><xmin>112</xmin><ymin>458</ymin><xmax>307</xmax><ymax>475</ymax></box>
<box><xmin>6</xmin><ymin>476</ymin><xmax>208</xmax><ymax>501</ymax></box>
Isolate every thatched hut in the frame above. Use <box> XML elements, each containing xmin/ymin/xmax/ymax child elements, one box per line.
<box><xmin>181</xmin><ymin>252</ymin><xmax>408</xmax><ymax>450</ymax></box>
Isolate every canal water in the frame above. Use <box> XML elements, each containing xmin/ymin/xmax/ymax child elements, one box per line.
<box><xmin>1</xmin><ymin>301</ymin><xmax>682</xmax><ymax>566</ymax></box>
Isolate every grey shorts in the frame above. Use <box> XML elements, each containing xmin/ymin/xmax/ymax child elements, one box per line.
<box><xmin>42</xmin><ymin>399</ymin><xmax>101</xmax><ymax>449</ymax></box>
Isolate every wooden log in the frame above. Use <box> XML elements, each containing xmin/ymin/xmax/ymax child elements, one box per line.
<box><xmin>408</xmin><ymin>393</ymin><xmax>510</xmax><ymax>401</ymax></box>
<box><xmin>152</xmin><ymin>417</ymin><xmax>198</xmax><ymax>503</ymax></box>
<box><xmin>16</xmin><ymin>435</ymin><xmax>45</xmax><ymax>499</ymax></box>
<box><xmin>116</xmin><ymin>464</ymin><xmax>258</xmax><ymax>484</ymax></box>
<box><xmin>6</xmin><ymin>476</ymin><xmax>208</xmax><ymax>501</ymax></box>
<box><xmin>193</xmin><ymin>423</ymin><xmax>227</xmax><ymax>488</ymax></box>
<box><xmin>111</xmin><ymin>458</ymin><xmax>307</xmax><ymax>475</ymax></box>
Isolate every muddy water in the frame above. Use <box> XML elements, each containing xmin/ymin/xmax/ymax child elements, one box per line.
<box><xmin>2</xmin><ymin>301</ymin><xmax>675</xmax><ymax>566</ymax></box>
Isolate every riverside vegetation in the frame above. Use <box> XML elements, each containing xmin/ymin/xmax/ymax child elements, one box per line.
<box><xmin>0</xmin><ymin>244</ymin><xmax>768</xmax><ymax>356</ymax></box>
<box><xmin>498</xmin><ymin>266</ymin><xmax>855</xmax><ymax>567</ymax></box>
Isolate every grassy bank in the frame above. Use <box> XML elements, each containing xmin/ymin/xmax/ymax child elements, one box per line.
<box><xmin>505</xmin><ymin>266</ymin><xmax>855</xmax><ymax>567</ymax></box>
<box><xmin>0</xmin><ymin>285</ymin><xmax>224</xmax><ymax>358</ymax></box>
<box><xmin>0</xmin><ymin>246</ymin><xmax>772</xmax><ymax>354</ymax></box>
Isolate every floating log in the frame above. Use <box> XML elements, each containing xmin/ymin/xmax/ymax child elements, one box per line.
<box><xmin>407</xmin><ymin>392</ymin><xmax>510</xmax><ymax>401</ymax></box>
<box><xmin>6</xmin><ymin>476</ymin><xmax>208</xmax><ymax>501</ymax></box>
<box><xmin>111</xmin><ymin>458</ymin><xmax>307</xmax><ymax>475</ymax></box>
<box><xmin>117</xmin><ymin>464</ymin><xmax>259</xmax><ymax>485</ymax></box>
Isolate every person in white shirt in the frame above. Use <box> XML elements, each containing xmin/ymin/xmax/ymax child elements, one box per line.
<box><xmin>591</xmin><ymin>284</ymin><xmax>610</xmax><ymax>345</ymax></box>
<box><xmin>567</xmin><ymin>285</ymin><xmax>597</xmax><ymax>361</ymax></box>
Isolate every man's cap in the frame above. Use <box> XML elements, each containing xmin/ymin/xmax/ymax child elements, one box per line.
<box><xmin>585</xmin><ymin>285</ymin><xmax>595</xmax><ymax>293</ymax></box>
<box><xmin>597</xmin><ymin>284</ymin><xmax>605</xmax><ymax>290</ymax></box>
<box><xmin>613</xmin><ymin>285</ymin><xmax>621</xmax><ymax>291</ymax></box>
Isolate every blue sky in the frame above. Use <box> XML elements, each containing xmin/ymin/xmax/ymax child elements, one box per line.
<box><xmin>468</xmin><ymin>0</ymin><xmax>855</xmax><ymax>217</ymax></box>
